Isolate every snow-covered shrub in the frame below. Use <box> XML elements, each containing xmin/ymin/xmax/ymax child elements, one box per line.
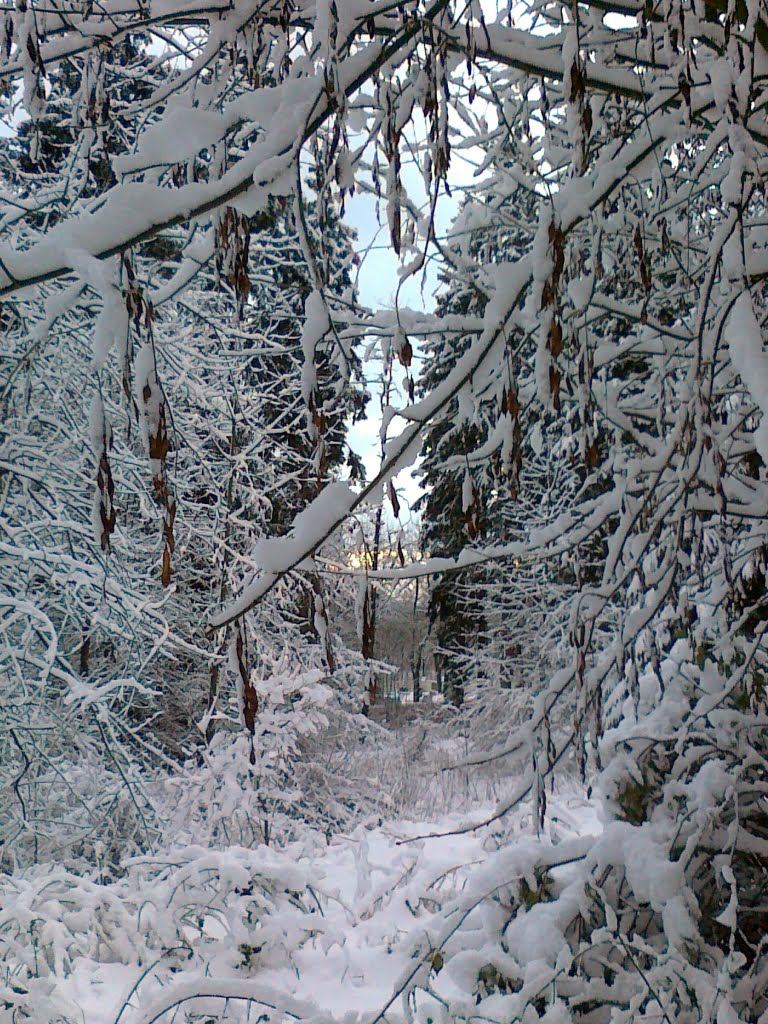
<box><xmin>389</xmin><ymin>642</ymin><xmax>768</xmax><ymax>1024</ymax></box>
<box><xmin>0</xmin><ymin>844</ymin><xmax>317</xmax><ymax>1023</ymax></box>
<box><xmin>161</xmin><ymin>648</ymin><xmax>383</xmax><ymax>847</ymax></box>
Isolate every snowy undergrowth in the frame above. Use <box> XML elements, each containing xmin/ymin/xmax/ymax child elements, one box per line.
<box><xmin>157</xmin><ymin>696</ymin><xmax>505</xmax><ymax>852</ymax></box>
<box><xmin>5</xmin><ymin>651</ymin><xmax>764</xmax><ymax>1024</ymax></box>
<box><xmin>1</xmin><ymin>683</ymin><xmax>583</xmax><ymax>1024</ymax></box>
<box><xmin>0</xmin><ymin>786</ymin><xmax>599</xmax><ymax>1024</ymax></box>
<box><xmin>158</xmin><ymin>677</ymin><xmax>541</xmax><ymax>855</ymax></box>
<box><xmin>0</xmin><ymin>685</ymin><xmax>587</xmax><ymax>1024</ymax></box>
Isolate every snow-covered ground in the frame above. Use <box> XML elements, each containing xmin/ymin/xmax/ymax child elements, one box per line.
<box><xmin>3</xmin><ymin>791</ymin><xmax>600</xmax><ymax>1024</ymax></box>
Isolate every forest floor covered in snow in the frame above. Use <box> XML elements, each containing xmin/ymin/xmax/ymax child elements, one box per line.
<box><xmin>1</xmin><ymin>707</ymin><xmax>600</xmax><ymax>1024</ymax></box>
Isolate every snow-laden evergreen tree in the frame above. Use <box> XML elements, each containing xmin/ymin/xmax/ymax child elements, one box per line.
<box><xmin>417</xmin><ymin>172</ymin><xmax>579</xmax><ymax>703</ymax></box>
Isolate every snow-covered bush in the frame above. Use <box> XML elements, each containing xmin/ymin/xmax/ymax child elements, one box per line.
<box><xmin>0</xmin><ymin>843</ymin><xmax>317</xmax><ymax>1023</ymax></box>
<box><xmin>395</xmin><ymin>647</ymin><xmax>768</xmax><ymax>1024</ymax></box>
<box><xmin>162</xmin><ymin>662</ymin><xmax>354</xmax><ymax>847</ymax></box>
